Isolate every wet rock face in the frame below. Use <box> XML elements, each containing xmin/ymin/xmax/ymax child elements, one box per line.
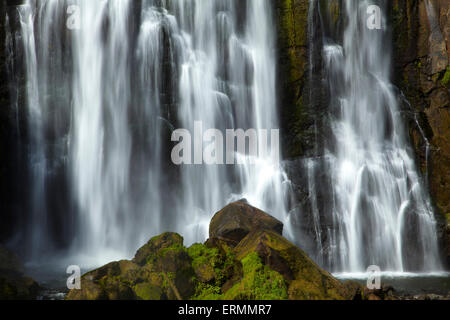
<box><xmin>275</xmin><ymin>0</ymin><xmax>312</xmax><ymax>159</ymax></box>
<box><xmin>390</xmin><ymin>0</ymin><xmax>450</xmax><ymax>266</ymax></box>
<box><xmin>209</xmin><ymin>200</ymin><xmax>284</xmax><ymax>246</ymax></box>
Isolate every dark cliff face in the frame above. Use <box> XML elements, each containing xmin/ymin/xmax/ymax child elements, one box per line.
<box><xmin>390</xmin><ymin>0</ymin><xmax>449</xmax><ymax>265</ymax></box>
<box><xmin>275</xmin><ymin>0</ymin><xmax>449</xmax><ymax>268</ymax></box>
<box><xmin>275</xmin><ymin>0</ymin><xmax>344</xmax><ymax>160</ymax></box>
<box><xmin>391</xmin><ymin>0</ymin><xmax>449</xmax><ymax>216</ymax></box>
<box><xmin>275</xmin><ymin>0</ymin><xmax>311</xmax><ymax>159</ymax></box>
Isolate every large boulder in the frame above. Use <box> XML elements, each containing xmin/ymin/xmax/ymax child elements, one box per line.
<box><xmin>67</xmin><ymin>233</ymin><xmax>196</xmax><ymax>300</ymax></box>
<box><xmin>133</xmin><ymin>232</ymin><xmax>184</xmax><ymax>266</ymax></box>
<box><xmin>209</xmin><ymin>200</ymin><xmax>283</xmax><ymax>246</ymax></box>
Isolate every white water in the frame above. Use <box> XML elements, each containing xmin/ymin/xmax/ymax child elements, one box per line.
<box><xmin>7</xmin><ymin>0</ymin><xmax>444</xmax><ymax>275</ymax></box>
<box><xmin>313</xmin><ymin>0</ymin><xmax>442</xmax><ymax>272</ymax></box>
<box><xmin>12</xmin><ymin>0</ymin><xmax>289</xmax><ymax>265</ymax></box>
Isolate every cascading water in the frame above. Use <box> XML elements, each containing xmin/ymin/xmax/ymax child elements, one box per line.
<box><xmin>9</xmin><ymin>0</ymin><xmax>290</xmax><ymax>267</ymax></box>
<box><xmin>5</xmin><ymin>0</ymin><xmax>445</xmax><ymax>278</ymax></box>
<box><xmin>309</xmin><ymin>0</ymin><xmax>443</xmax><ymax>273</ymax></box>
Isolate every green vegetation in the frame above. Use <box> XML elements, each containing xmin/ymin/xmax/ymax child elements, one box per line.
<box><xmin>224</xmin><ymin>253</ymin><xmax>288</xmax><ymax>300</ymax></box>
<box><xmin>188</xmin><ymin>243</ymin><xmax>237</xmax><ymax>300</ymax></box>
<box><xmin>442</xmin><ymin>67</ymin><xmax>450</xmax><ymax>87</ymax></box>
<box><xmin>192</xmin><ymin>283</ymin><xmax>223</xmax><ymax>300</ymax></box>
<box><xmin>191</xmin><ymin>252</ymin><xmax>288</xmax><ymax>301</ymax></box>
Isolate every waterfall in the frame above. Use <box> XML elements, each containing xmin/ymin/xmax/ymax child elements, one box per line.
<box><xmin>7</xmin><ymin>0</ymin><xmax>444</xmax><ymax>274</ymax></box>
<box><xmin>310</xmin><ymin>0</ymin><xmax>442</xmax><ymax>272</ymax></box>
<box><xmin>11</xmin><ymin>0</ymin><xmax>289</xmax><ymax>266</ymax></box>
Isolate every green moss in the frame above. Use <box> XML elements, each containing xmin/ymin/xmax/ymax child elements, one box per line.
<box><xmin>223</xmin><ymin>253</ymin><xmax>288</xmax><ymax>300</ymax></box>
<box><xmin>146</xmin><ymin>241</ymin><xmax>186</xmax><ymax>265</ymax></box>
<box><xmin>188</xmin><ymin>243</ymin><xmax>235</xmax><ymax>286</ymax></box>
<box><xmin>133</xmin><ymin>282</ymin><xmax>163</xmax><ymax>300</ymax></box>
<box><xmin>188</xmin><ymin>244</ymin><xmax>220</xmax><ymax>271</ymax></box>
<box><xmin>441</xmin><ymin>67</ymin><xmax>450</xmax><ymax>87</ymax></box>
<box><xmin>191</xmin><ymin>283</ymin><xmax>223</xmax><ymax>300</ymax></box>
<box><xmin>190</xmin><ymin>252</ymin><xmax>288</xmax><ymax>300</ymax></box>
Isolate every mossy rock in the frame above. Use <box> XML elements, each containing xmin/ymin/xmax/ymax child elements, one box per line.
<box><xmin>223</xmin><ymin>252</ymin><xmax>288</xmax><ymax>300</ymax></box>
<box><xmin>133</xmin><ymin>232</ymin><xmax>184</xmax><ymax>266</ymax></box>
<box><xmin>66</xmin><ymin>205</ymin><xmax>360</xmax><ymax>300</ymax></box>
<box><xmin>133</xmin><ymin>282</ymin><xmax>165</xmax><ymax>300</ymax></box>
<box><xmin>188</xmin><ymin>242</ymin><xmax>242</xmax><ymax>300</ymax></box>
<box><xmin>442</xmin><ymin>67</ymin><xmax>450</xmax><ymax>87</ymax></box>
<box><xmin>67</xmin><ymin>233</ymin><xmax>196</xmax><ymax>300</ymax></box>
<box><xmin>66</xmin><ymin>260</ymin><xmax>139</xmax><ymax>300</ymax></box>
<box><xmin>234</xmin><ymin>229</ymin><xmax>349</xmax><ymax>300</ymax></box>
<box><xmin>209</xmin><ymin>200</ymin><xmax>283</xmax><ymax>246</ymax></box>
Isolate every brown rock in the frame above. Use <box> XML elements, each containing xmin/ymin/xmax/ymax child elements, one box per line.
<box><xmin>209</xmin><ymin>200</ymin><xmax>283</xmax><ymax>246</ymax></box>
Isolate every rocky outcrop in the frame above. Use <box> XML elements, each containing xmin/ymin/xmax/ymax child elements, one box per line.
<box><xmin>390</xmin><ymin>0</ymin><xmax>450</xmax><ymax>266</ymax></box>
<box><xmin>209</xmin><ymin>200</ymin><xmax>283</xmax><ymax>246</ymax></box>
<box><xmin>0</xmin><ymin>245</ymin><xmax>40</xmax><ymax>300</ymax></box>
<box><xmin>66</xmin><ymin>201</ymin><xmax>365</xmax><ymax>300</ymax></box>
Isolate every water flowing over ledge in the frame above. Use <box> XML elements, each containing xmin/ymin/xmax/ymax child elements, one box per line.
<box><xmin>8</xmin><ymin>0</ymin><xmax>290</xmax><ymax>267</ymax></box>
<box><xmin>3</xmin><ymin>0</ymin><xmax>445</xmax><ymax>278</ymax></box>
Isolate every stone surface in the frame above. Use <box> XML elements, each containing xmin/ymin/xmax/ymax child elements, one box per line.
<box><xmin>209</xmin><ymin>200</ymin><xmax>283</xmax><ymax>246</ymax></box>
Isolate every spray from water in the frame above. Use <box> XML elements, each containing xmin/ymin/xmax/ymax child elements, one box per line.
<box><xmin>11</xmin><ymin>0</ymin><xmax>290</xmax><ymax>267</ymax></box>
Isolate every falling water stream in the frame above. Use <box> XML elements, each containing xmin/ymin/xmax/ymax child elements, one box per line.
<box><xmin>4</xmin><ymin>0</ymin><xmax>446</xmax><ymax>287</ymax></box>
<box><xmin>9</xmin><ymin>0</ymin><xmax>290</xmax><ymax>269</ymax></box>
<box><xmin>310</xmin><ymin>0</ymin><xmax>443</xmax><ymax>273</ymax></box>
